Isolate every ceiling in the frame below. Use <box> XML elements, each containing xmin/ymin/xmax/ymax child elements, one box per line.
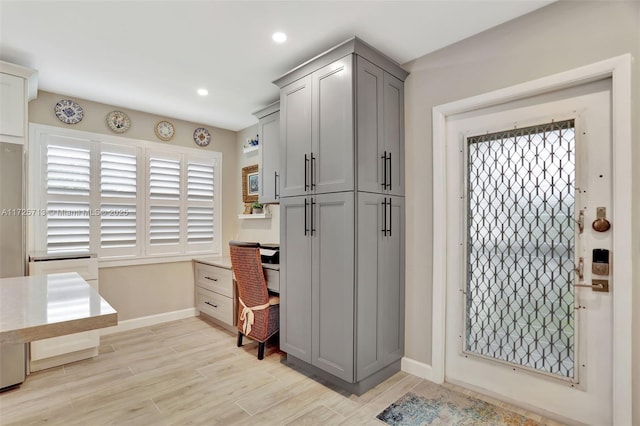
<box><xmin>1</xmin><ymin>1</ymin><xmax>553</xmax><ymax>132</ymax></box>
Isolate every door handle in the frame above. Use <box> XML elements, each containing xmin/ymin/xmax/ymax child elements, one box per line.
<box><xmin>310</xmin><ymin>197</ymin><xmax>316</xmax><ymax>235</ymax></box>
<box><xmin>381</xmin><ymin>199</ymin><xmax>387</xmax><ymax>236</ymax></box>
<box><xmin>304</xmin><ymin>154</ymin><xmax>309</xmax><ymax>191</ymax></box>
<box><xmin>381</xmin><ymin>151</ymin><xmax>387</xmax><ymax>189</ymax></box>
<box><xmin>310</xmin><ymin>153</ymin><xmax>316</xmax><ymax>190</ymax></box>
<box><xmin>388</xmin><ymin>152</ymin><xmax>392</xmax><ymax>191</ymax></box>
<box><xmin>573</xmin><ymin>280</ymin><xmax>609</xmax><ymax>292</ymax></box>
<box><xmin>274</xmin><ymin>171</ymin><xmax>279</xmax><ymax>199</ymax></box>
<box><xmin>304</xmin><ymin>198</ymin><xmax>308</xmax><ymax>236</ymax></box>
<box><xmin>388</xmin><ymin>197</ymin><xmax>392</xmax><ymax>236</ymax></box>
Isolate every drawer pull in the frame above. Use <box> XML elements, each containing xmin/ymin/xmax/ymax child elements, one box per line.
<box><xmin>204</xmin><ymin>276</ymin><xmax>218</xmax><ymax>282</ymax></box>
<box><xmin>205</xmin><ymin>301</ymin><xmax>218</xmax><ymax>308</ymax></box>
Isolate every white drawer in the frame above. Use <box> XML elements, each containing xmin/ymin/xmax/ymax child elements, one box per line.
<box><xmin>195</xmin><ymin>262</ymin><xmax>233</xmax><ymax>297</ymax></box>
<box><xmin>197</xmin><ymin>287</ymin><xmax>234</xmax><ymax>326</ymax></box>
<box><xmin>29</xmin><ymin>258</ymin><xmax>98</xmax><ymax>280</ymax></box>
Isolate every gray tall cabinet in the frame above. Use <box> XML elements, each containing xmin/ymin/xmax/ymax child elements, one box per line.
<box><xmin>276</xmin><ymin>37</ymin><xmax>408</xmax><ymax>394</ymax></box>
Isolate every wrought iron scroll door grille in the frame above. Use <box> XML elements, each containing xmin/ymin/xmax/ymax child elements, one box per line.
<box><xmin>464</xmin><ymin>120</ymin><xmax>577</xmax><ymax>382</ymax></box>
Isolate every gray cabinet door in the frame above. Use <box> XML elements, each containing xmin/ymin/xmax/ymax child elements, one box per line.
<box><xmin>280</xmin><ymin>196</ymin><xmax>312</xmax><ymax>362</ymax></box>
<box><xmin>381</xmin><ymin>196</ymin><xmax>405</xmax><ymax>364</ymax></box>
<box><xmin>311</xmin><ymin>56</ymin><xmax>354</xmax><ymax>195</ymax></box>
<box><xmin>356</xmin><ymin>193</ymin><xmax>405</xmax><ymax>380</ymax></box>
<box><xmin>356</xmin><ymin>192</ymin><xmax>385</xmax><ymax>379</ymax></box>
<box><xmin>384</xmin><ymin>74</ymin><xmax>405</xmax><ymax>196</ymax></box>
<box><xmin>311</xmin><ymin>192</ymin><xmax>355</xmax><ymax>382</ymax></box>
<box><xmin>280</xmin><ymin>75</ymin><xmax>312</xmax><ymax>198</ymax></box>
<box><xmin>356</xmin><ymin>57</ymin><xmax>385</xmax><ymax>194</ymax></box>
<box><xmin>259</xmin><ymin>111</ymin><xmax>280</xmax><ymax>204</ymax></box>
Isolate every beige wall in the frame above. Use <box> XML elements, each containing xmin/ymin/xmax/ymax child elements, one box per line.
<box><xmin>402</xmin><ymin>1</ymin><xmax>639</xmax><ymax>420</ymax></box>
<box><xmin>235</xmin><ymin>124</ymin><xmax>280</xmax><ymax>244</ymax></box>
<box><xmin>28</xmin><ymin>91</ymin><xmax>239</xmax><ymax>320</ymax></box>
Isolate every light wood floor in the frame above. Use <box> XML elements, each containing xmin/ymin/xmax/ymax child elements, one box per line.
<box><xmin>0</xmin><ymin>316</ymin><xmax>565</xmax><ymax>425</ymax></box>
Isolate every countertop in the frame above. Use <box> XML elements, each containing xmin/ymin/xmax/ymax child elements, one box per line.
<box><xmin>194</xmin><ymin>256</ymin><xmax>280</xmax><ymax>271</ymax></box>
<box><xmin>0</xmin><ymin>272</ymin><xmax>118</xmax><ymax>344</ymax></box>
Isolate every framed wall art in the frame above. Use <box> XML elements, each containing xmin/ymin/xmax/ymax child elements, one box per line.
<box><xmin>242</xmin><ymin>164</ymin><xmax>259</xmax><ymax>203</ymax></box>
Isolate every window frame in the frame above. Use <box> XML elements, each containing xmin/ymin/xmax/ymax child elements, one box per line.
<box><xmin>28</xmin><ymin>124</ymin><xmax>223</xmax><ymax>265</ymax></box>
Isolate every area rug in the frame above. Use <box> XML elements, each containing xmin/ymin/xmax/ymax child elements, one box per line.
<box><xmin>376</xmin><ymin>391</ymin><xmax>542</xmax><ymax>426</ymax></box>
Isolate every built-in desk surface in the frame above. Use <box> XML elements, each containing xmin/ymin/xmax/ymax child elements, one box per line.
<box><xmin>0</xmin><ymin>272</ymin><xmax>117</xmax><ymax>344</ymax></box>
<box><xmin>193</xmin><ymin>256</ymin><xmax>279</xmax><ymax>271</ymax></box>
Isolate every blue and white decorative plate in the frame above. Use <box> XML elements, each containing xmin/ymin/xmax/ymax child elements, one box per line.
<box><xmin>193</xmin><ymin>127</ymin><xmax>211</xmax><ymax>147</ymax></box>
<box><xmin>55</xmin><ymin>99</ymin><xmax>84</xmax><ymax>124</ymax></box>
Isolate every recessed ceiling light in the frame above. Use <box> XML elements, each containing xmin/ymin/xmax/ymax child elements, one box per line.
<box><xmin>197</xmin><ymin>88</ymin><xmax>208</xmax><ymax>96</ymax></box>
<box><xmin>272</xmin><ymin>32</ymin><xmax>287</xmax><ymax>43</ymax></box>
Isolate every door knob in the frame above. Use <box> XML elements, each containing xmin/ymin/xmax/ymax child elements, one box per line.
<box><xmin>592</xmin><ymin>207</ymin><xmax>611</xmax><ymax>232</ymax></box>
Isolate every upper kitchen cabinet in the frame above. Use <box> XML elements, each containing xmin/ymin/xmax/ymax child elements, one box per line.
<box><xmin>0</xmin><ymin>61</ymin><xmax>38</xmax><ymax>145</ymax></box>
<box><xmin>357</xmin><ymin>57</ymin><xmax>405</xmax><ymax>196</ymax></box>
<box><xmin>254</xmin><ymin>101</ymin><xmax>280</xmax><ymax>204</ymax></box>
<box><xmin>274</xmin><ymin>37</ymin><xmax>408</xmax><ymax>198</ymax></box>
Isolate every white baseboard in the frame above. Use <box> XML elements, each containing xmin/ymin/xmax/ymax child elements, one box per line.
<box><xmin>101</xmin><ymin>308</ymin><xmax>198</xmax><ymax>336</ymax></box>
<box><xmin>401</xmin><ymin>357</ymin><xmax>435</xmax><ymax>382</ymax></box>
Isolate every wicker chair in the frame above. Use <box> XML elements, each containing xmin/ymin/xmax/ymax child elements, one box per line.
<box><xmin>229</xmin><ymin>241</ymin><xmax>280</xmax><ymax>360</ymax></box>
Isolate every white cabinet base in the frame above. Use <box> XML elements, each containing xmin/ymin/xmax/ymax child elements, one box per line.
<box><xmin>28</xmin><ymin>256</ymin><xmax>100</xmax><ymax>371</ymax></box>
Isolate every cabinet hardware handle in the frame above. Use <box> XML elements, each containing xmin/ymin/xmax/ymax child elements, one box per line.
<box><xmin>204</xmin><ymin>301</ymin><xmax>218</xmax><ymax>308</ymax></box>
<box><xmin>381</xmin><ymin>151</ymin><xmax>387</xmax><ymax>188</ymax></box>
<box><xmin>381</xmin><ymin>199</ymin><xmax>387</xmax><ymax>236</ymax></box>
<box><xmin>388</xmin><ymin>197</ymin><xmax>392</xmax><ymax>236</ymax></box>
<box><xmin>274</xmin><ymin>171</ymin><xmax>279</xmax><ymax>199</ymax></box>
<box><xmin>311</xmin><ymin>197</ymin><xmax>316</xmax><ymax>235</ymax></box>
<box><xmin>388</xmin><ymin>152</ymin><xmax>392</xmax><ymax>191</ymax></box>
<box><xmin>304</xmin><ymin>198</ymin><xmax>309</xmax><ymax>235</ymax></box>
<box><xmin>204</xmin><ymin>276</ymin><xmax>218</xmax><ymax>281</ymax></box>
<box><xmin>304</xmin><ymin>154</ymin><xmax>309</xmax><ymax>191</ymax></box>
<box><xmin>310</xmin><ymin>153</ymin><xmax>316</xmax><ymax>190</ymax></box>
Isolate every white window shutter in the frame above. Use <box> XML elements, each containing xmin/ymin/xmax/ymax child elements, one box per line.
<box><xmin>99</xmin><ymin>147</ymin><xmax>138</xmax><ymax>256</ymax></box>
<box><xmin>186</xmin><ymin>159</ymin><xmax>215</xmax><ymax>251</ymax></box>
<box><xmin>147</xmin><ymin>153</ymin><xmax>182</xmax><ymax>254</ymax></box>
<box><xmin>45</xmin><ymin>144</ymin><xmax>91</xmax><ymax>252</ymax></box>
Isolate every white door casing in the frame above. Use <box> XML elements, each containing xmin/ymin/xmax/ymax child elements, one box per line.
<box><xmin>431</xmin><ymin>55</ymin><xmax>632</xmax><ymax>425</ymax></box>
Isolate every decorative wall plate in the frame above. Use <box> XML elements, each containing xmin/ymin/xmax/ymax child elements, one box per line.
<box><xmin>193</xmin><ymin>127</ymin><xmax>211</xmax><ymax>147</ymax></box>
<box><xmin>155</xmin><ymin>120</ymin><xmax>175</xmax><ymax>141</ymax></box>
<box><xmin>106</xmin><ymin>110</ymin><xmax>131</xmax><ymax>133</ymax></box>
<box><xmin>54</xmin><ymin>99</ymin><xmax>84</xmax><ymax>124</ymax></box>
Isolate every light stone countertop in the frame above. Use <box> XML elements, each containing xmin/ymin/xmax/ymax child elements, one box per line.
<box><xmin>0</xmin><ymin>272</ymin><xmax>118</xmax><ymax>344</ymax></box>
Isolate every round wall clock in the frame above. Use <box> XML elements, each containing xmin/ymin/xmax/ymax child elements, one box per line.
<box><xmin>193</xmin><ymin>127</ymin><xmax>211</xmax><ymax>147</ymax></box>
<box><xmin>155</xmin><ymin>120</ymin><xmax>175</xmax><ymax>141</ymax></box>
<box><xmin>106</xmin><ymin>110</ymin><xmax>131</xmax><ymax>133</ymax></box>
<box><xmin>54</xmin><ymin>100</ymin><xmax>84</xmax><ymax>125</ymax></box>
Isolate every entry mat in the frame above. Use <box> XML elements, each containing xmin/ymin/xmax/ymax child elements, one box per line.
<box><xmin>376</xmin><ymin>391</ymin><xmax>544</xmax><ymax>426</ymax></box>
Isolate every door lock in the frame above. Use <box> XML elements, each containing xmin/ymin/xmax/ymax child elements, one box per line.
<box><xmin>592</xmin><ymin>249</ymin><xmax>610</xmax><ymax>275</ymax></box>
<box><xmin>592</xmin><ymin>207</ymin><xmax>611</xmax><ymax>232</ymax></box>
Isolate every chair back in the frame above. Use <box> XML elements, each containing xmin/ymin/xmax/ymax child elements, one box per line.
<box><xmin>229</xmin><ymin>241</ymin><xmax>269</xmax><ymax>307</ymax></box>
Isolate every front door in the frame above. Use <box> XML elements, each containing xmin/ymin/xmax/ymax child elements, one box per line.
<box><xmin>445</xmin><ymin>79</ymin><xmax>613</xmax><ymax>425</ymax></box>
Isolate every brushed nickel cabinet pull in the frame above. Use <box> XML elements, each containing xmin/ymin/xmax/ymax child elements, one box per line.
<box><xmin>204</xmin><ymin>276</ymin><xmax>218</xmax><ymax>282</ymax></box>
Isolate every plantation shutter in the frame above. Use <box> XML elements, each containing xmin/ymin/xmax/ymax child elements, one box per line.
<box><xmin>46</xmin><ymin>142</ymin><xmax>91</xmax><ymax>252</ymax></box>
<box><xmin>99</xmin><ymin>145</ymin><xmax>138</xmax><ymax>255</ymax></box>
<box><xmin>186</xmin><ymin>159</ymin><xmax>215</xmax><ymax>250</ymax></box>
<box><xmin>148</xmin><ymin>154</ymin><xmax>182</xmax><ymax>254</ymax></box>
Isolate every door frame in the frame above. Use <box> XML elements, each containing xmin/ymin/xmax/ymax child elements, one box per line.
<box><xmin>431</xmin><ymin>54</ymin><xmax>632</xmax><ymax>424</ymax></box>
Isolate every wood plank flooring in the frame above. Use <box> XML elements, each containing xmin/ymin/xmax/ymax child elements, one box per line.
<box><xmin>0</xmin><ymin>316</ymin><xmax>565</xmax><ymax>425</ymax></box>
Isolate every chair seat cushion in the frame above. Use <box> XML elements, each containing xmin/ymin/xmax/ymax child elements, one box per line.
<box><xmin>268</xmin><ymin>295</ymin><xmax>280</xmax><ymax>305</ymax></box>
